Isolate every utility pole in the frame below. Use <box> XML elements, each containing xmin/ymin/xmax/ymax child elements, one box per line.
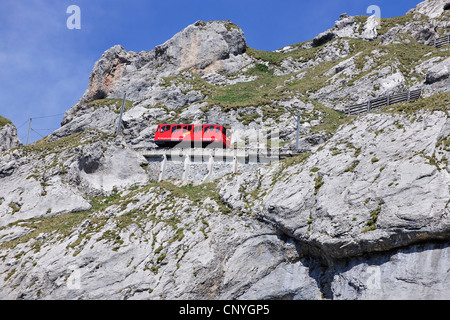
<box><xmin>296</xmin><ymin>111</ymin><xmax>301</xmax><ymax>150</ymax></box>
<box><xmin>116</xmin><ymin>93</ymin><xmax>127</xmax><ymax>135</ymax></box>
<box><xmin>26</xmin><ymin>118</ymin><xmax>32</xmax><ymax>145</ymax></box>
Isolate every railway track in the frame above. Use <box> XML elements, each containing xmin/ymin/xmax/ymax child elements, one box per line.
<box><xmin>134</xmin><ymin>147</ymin><xmax>308</xmax><ymax>182</ymax></box>
<box><xmin>135</xmin><ymin>147</ymin><xmax>307</xmax><ymax>162</ymax></box>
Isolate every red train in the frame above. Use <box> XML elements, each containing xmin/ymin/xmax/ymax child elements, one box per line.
<box><xmin>154</xmin><ymin>124</ymin><xmax>232</xmax><ymax>148</ymax></box>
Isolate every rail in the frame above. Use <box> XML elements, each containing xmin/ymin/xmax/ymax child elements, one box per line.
<box><xmin>345</xmin><ymin>89</ymin><xmax>421</xmax><ymax>116</ymax></box>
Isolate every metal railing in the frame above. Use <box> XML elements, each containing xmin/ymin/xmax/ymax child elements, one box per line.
<box><xmin>345</xmin><ymin>89</ymin><xmax>422</xmax><ymax>116</ymax></box>
<box><xmin>433</xmin><ymin>35</ymin><xmax>450</xmax><ymax>48</ymax></box>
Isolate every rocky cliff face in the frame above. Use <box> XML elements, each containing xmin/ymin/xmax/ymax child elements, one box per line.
<box><xmin>408</xmin><ymin>0</ymin><xmax>450</xmax><ymax>18</ymax></box>
<box><xmin>0</xmin><ymin>116</ymin><xmax>22</xmax><ymax>153</ymax></box>
<box><xmin>0</xmin><ymin>0</ymin><xmax>449</xmax><ymax>300</ymax></box>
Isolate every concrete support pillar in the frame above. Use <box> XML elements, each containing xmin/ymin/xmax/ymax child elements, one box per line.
<box><xmin>158</xmin><ymin>154</ymin><xmax>167</xmax><ymax>182</ymax></box>
<box><xmin>203</xmin><ymin>154</ymin><xmax>214</xmax><ymax>183</ymax></box>
<box><xmin>182</xmin><ymin>154</ymin><xmax>191</xmax><ymax>182</ymax></box>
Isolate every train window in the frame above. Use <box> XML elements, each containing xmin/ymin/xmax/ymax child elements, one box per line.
<box><xmin>215</xmin><ymin>127</ymin><xmax>221</xmax><ymax>133</ymax></box>
<box><xmin>181</xmin><ymin>125</ymin><xmax>192</xmax><ymax>133</ymax></box>
<box><xmin>160</xmin><ymin>125</ymin><xmax>169</xmax><ymax>133</ymax></box>
<box><xmin>194</xmin><ymin>125</ymin><xmax>202</xmax><ymax>133</ymax></box>
<box><xmin>204</xmin><ymin>126</ymin><xmax>213</xmax><ymax>133</ymax></box>
<box><xmin>171</xmin><ymin>125</ymin><xmax>182</xmax><ymax>133</ymax></box>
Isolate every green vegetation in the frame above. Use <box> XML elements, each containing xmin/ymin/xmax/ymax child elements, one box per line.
<box><xmin>0</xmin><ymin>116</ymin><xmax>13</xmax><ymax>128</ymax></box>
<box><xmin>156</xmin><ymin>253</ymin><xmax>166</xmax><ymax>264</ymax></box>
<box><xmin>203</xmin><ymin>39</ymin><xmax>366</xmax><ymax>127</ymax></box>
<box><xmin>158</xmin><ymin>32</ymin><xmax>443</xmax><ymax>130</ymax></box>
<box><xmin>345</xmin><ymin>36</ymin><xmax>447</xmax><ymax>87</ymax></box>
<box><xmin>246</xmin><ymin>44</ymin><xmax>322</xmax><ymax>66</ymax></box>
<box><xmin>88</xmin><ymin>98</ymin><xmax>135</xmax><ymax>114</ymax></box>
<box><xmin>0</xmin><ymin>179</ymin><xmax>233</xmax><ymax>255</ymax></box>
<box><xmin>436</xmin><ymin>135</ymin><xmax>450</xmax><ymax>152</ymax></box>
<box><xmin>249</xmin><ymin>63</ymin><xmax>272</xmax><ymax>75</ymax></box>
<box><xmin>353</xmin><ymin>15</ymin><xmax>369</xmax><ymax>34</ymax></box>
<box><xmin>199</xmin><ymin>20</ymin><xmax>241</xmax><ymax>32</ymax></box>
<box><xmin>161</xmin><ymin>72</ymin><xmax>215</xmax><ymax>97</ymax></box>
<box><xmin>224</xmin><ymin>22</ymin><xmax>241</xmax><ymax>32</ymax></box>
<box><xmin>271</xmin><ymin>152</ymin><xmax>311</xmax><ymax>186</ymax></box>
<box><xmin>20</xmin><ymin>129</ymin><xmax>114</xmax><ymax>159</ymax></box>
<box><xmin>314</xmin><ymin>176</ymin><xmax>324</xmax><ymax>195</ymax></box>
<box><xmin>0</xmin><ymin>210</ymin><xmax>91</xmax><ymax>251</ymax></box>
<box><xmin>343</xmin><ymin>160</ymin><xmax>360</xmax><ymax>173</ymax></box>
<box><xmin>87</xmin><ymin>15</ymin><xmax>447</xmax><ymax>131</ymax></box>
<box><xmin>309</xmin><ymin>101</ymin><xmax>354</xmax><ymax>135</ymax></box>
<box><xmin>8</xmin><ymin>203</ymin><xmax>21</xmax><ymax>214</ymax></box>
<box><xmin>422</xmin><ymin>151</ymin><xmax>447</xmax><ymax>172</ymax></box>
<box><xmin>202</xmin><ymin>40</ymin><xmax>357</xmax><ymax>113</ymax></box>
<box><xmin>4</xmin><ymin>12</ymin><xmax>449</xmax><ymax>256</ymax></box>
<box><xmin>155</xmin><ymin>181</ymin><xmax>232</xmax><ymax>214</ymax></box>
<box><xmin>363</xmin><ymin>202</ymin><xmax>382</xmax><ymax>233</ymax></box>
<box><xmin>381</xmin><ymin>91</ymin><xmax>450</xmax><ymax>115</ymax></box>
<box><xmin>261</xmin><ymin>105</ymin><xmax>286</xmax><ymax>123</ymax></box>
<box><xmin>238</xmin><ymin>112</ymin><xmax>260</xmax><ymax>126</ymax></box>
<box><xmin>208</xmin><ymin>73</ymin><xmax>288</xmax><ymax>110</ymax></box>
<box><xmin>4</xmin><ymin>269</ymin><xmax>16</xmax><ymax>281</ymax></box>
<box><xmin>377</xmin><ymin>13</ymin><xmax>429</xmax><ymax>36</ymax></box>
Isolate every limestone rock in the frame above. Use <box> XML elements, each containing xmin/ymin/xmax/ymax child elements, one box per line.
<box><xmin>310</xmin><ymin>14</ymin><xmax>370</xmax><ymax>47</ymax></box>
<box><xmin>253</xmin><ymin>111</ymin><xmax>450</xmax><ymax>259</ymax></box>
<box><xmin>153</xmin><ymin>20</ymin><xmax>247</xmax><ymax>75</ymax></box>
<box><xmin>426</xmin><ymin>56</ymin><xmax>450</xmax><ymax>83</ymax></box>
<box><xmin>1</xmin><ymin>3</ymin><xmax>450</xmax><ymax>301</ymax></box>
<box><xmin>361</xmin><ymin>15</ymin><xmax>379</xmax><ymax>40</ymax></box>
<box><xmin>380</xmin><ymin>18</ymin><xmax>439</xmax><ymax>46</ymax></box>
<box><xmin>59</xmin><ymin>20</ymin><xmax>248</xmax><ymax>140</ymax></box>
<box><xmin>407</xmin><ymin>0</ymin><xmax>450</xmax><ymax>18</ymax></box>
<box><xmin>330</xmin><ymin>243</ymin><xmax>450</xmax><ymax>299</ymax></box>
<box><xmin>0</xmin><ymin>118</ymin><xmax>22</xmax><ymax>153</ymax></box>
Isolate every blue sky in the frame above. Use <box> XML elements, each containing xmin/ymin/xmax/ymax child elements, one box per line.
<box><xmin>0</xmin><ymin>0</ymin><xmax>421</xmax><ymax>144</ymax></box>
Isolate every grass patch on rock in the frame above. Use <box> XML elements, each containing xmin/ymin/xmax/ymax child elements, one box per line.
<box><xmin>88</xmin><ymin>98</ymin><xmax>135</xmax><ymax>114</ymax></box>
<box><xmin>0</xmin><ymin>116</ymin><xmax>13</xmax><ymax>128</ymax></box>
<box><xmin>381</xmin><ymin>91</ymin><xmax>450</xmax><ymax>115</ymax></box>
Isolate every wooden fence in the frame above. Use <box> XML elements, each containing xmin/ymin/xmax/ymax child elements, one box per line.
<box><xmin>433</xmin><ymin>35</ymin><xmax>450</xmax><ymax>49</ymax></box>
<box><xmin>345</xmin><ymin>89</ymin><xmax>422</xmax><ymax>116</ymax></box>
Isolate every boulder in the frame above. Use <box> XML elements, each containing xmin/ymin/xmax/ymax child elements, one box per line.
<box><xmin>153</xmin><ymin>20</ymin><xmax>247</xmax><ymax>74</ymax></box>
<box><xmin>311</xmin><ymin>15</ymin><xmax>358</xmax><ymax>47</ymax></box>
<box><xmin>426</xmin><ymin>57</ymin><xmax>450</xmax><ymax>84</ymax></box>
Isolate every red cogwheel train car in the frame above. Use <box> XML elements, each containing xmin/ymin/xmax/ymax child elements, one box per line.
<box><xmin>154</xmin><ymin>124</ymin><xmax>232</xmax><ymax>148</ymax></box>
